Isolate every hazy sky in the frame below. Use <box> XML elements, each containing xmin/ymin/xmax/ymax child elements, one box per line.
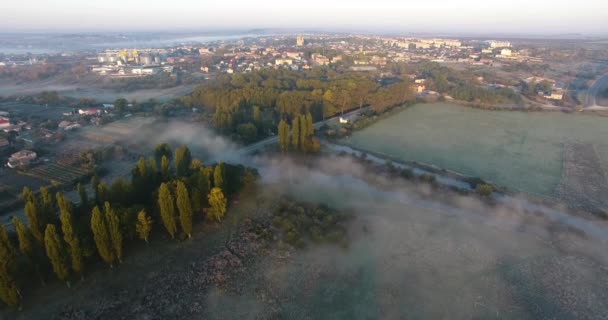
<box><xmin>2</xmin><ymin>0</ymin><xmax>607</xmax><ymax>34</ymax></box>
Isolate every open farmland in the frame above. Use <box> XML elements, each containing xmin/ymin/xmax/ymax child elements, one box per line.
<box><xmin>345</xmin><ymin>103</ymin><xmax>608</xmax><ymax>202</ymax></box>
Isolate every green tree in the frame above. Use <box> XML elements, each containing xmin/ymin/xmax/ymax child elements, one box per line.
<box><xmin>253</xmin><ymin>106</ymin><xmax>261</xmax><ymax>123</ymax></box>
<box><xmin>135</xmin><ymin>210</ymin><xmax>153</xmax><ymax>243</ymax></box>
<box><xmin>0</xmin><ymin>226</ymin><xmax>19</xmax><ymax>307</ymax></box>
<box><xmin>208</xmin><ymin>187</ymin><xmax>227</xmax><ymax>222</ymax></box>
<box><xmin>305</xmin><ymin>112</ymin><xmax>314</xmax><ymax>137</ymax></box>
<box><xmin>291</xmin><ymin>115</ymin><xmax>300</xmax><ymax>150</ymax></box>
<box><xmin>278</xmin><ymin>119</ymin><xmax>290</xmax><ymax>152</ymax></box>
<box><xmin>299</xmin><ymin>115</ymin><xmax>308</xmax><ymax>151</ymax></box>
<box><xmin>39</xmin><ymin>187</ymin><xmax>54</xmax><ymax>222</ymax></box>
<box><xmin>96</xmin><ymin>182</ymin><xmax>108</xmax><ymax>205</ymax></box>
<box><xmin>90</xmin><ymin>206</ymin><xmax>115</xmax><ymax>267</ymax></box>
<box><xmin>0</xmin><ymin>270</ymin><xmax>19</xmax><ymax>307</ymax></box>
<box><xmin>176</xmin><ymin>181</ymin><xmax>193</xmax><ymax>238</ymax></box>
<box><xmin>0</xmin><ymin>224</ymin><xmax>15</xmax><ymax>259</ymax></box>
<box><xmin>114</xmin><ymin>98</ymin><xmax>128</xmax><ymax>114</ymax></box>
<box><xmin>214</xmin><ymin>162</ymin><xmax>224</xmax><ymax>189</ymax></box>
<box><xmin>12</xmin><ymin>217</ymin><xmax>32</xmax><ymax>257</ymax></box>
<box><xmin>44</xmin><ymin>224</ymin><xmax>70</xmax><ymax>286</ymax></box>
<box><xmin>91</xmin><ymin>175</ymin><xmax>100</xmax><ymax>204</ymax></box>
<box><xmin>161</xmin><ymin>155</ymin><xmax>171</xmax><ymax>181</ymax></box>
<box><xmin>158</xmin><ymin>183</ymin><xmax>177</xmax><ymax>239</ymax></box>
<box><xmin>57</xmin><ymin>193</ymin><xmax>84</xmax><ymax>277</ymax></box>
<box><xmin>154</xmin><ymin>143</ymin><xmax>172</xmax><ymax>163</ymax></box>
<box><xmin>22</xmin><ymin>187</ymin><xmax>35</xmax><ymax>204</ymax></box>
<box><xmin>25</xmin><ymin>200</ymin><xmax>44</xmax><ymax>242</ymax></box>
<box><xmin>77</xmin><ymin>183</ymin><xmax>88</xmax><ymax>209</ymax></box>
<box><xmin>104</xmin><ymin>202</ymin><xmax>123</xmax><ymax>263</ymax></box>
<box><xmin>174</xmin><ymin>145</ymin><xmax>192</xmax><ymax>177</ymax></box>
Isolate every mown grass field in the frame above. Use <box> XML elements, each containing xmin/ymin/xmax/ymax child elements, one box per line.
<box><xmin>346</xmin><ymin>103</ymin><xmax>608</xmax><ymax>196</ymax></box>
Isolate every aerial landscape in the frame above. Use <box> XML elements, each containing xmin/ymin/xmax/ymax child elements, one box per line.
<box><xmin>0</xmin><ymin>1</ymin><xmax>607</xmax><ymax>319</ymax></box>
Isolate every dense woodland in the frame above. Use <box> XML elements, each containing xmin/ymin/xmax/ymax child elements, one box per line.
<box><xmin>187</xmin><ymin>68</ymin><xmax>416</xmax><ymax>143</ymax></box>
<box><xmin>185</xmin><ymin>63</ymin><xmax>525</xmax><ymax>143</ymax></box>
<box><xmin>0</xmin><ymin>144</ymin><xmax>257</xmax><ymax>308</ymax></box>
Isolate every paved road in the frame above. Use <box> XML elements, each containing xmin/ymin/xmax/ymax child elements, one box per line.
<box><xmin>584</xmin><ymin>74</ymin><xmax>608</xmax><ymax>109</ymax></box>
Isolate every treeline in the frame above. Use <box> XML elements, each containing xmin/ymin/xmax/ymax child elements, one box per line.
<box><xmin>0</xmin><ymin>144</ymin><xmax>257</xmax><ymax>308</ymax></box>
<box><xmin>187</xmin><ymin>68</ymin><xmax>415</xmax><ymax>142</ymax></box>
<box><xmin>414</xmin><ymin>61</ymin><xmax>523</xmax><ymax>105</ymax></box>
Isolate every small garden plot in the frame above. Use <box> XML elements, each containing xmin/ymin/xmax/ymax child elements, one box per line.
<box><xmin>27</xmin><ymin>162</ymin><xmax>91</xmax><ymax>185</ymax></box>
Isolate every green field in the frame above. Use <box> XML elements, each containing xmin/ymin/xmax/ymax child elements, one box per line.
<box><xmin>346</xmin><ymin>103</ymin><xmax>608</xmax><ymax>196</ymax></box>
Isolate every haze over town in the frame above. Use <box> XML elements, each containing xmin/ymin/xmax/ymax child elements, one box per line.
<box><xmin>2</xmin><ymin>0</ymin><xmax>607</xmax><ymax>35</ymax></box>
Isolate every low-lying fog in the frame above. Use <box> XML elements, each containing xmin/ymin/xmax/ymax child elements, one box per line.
<box><xmin>145</xmin><ymin>120</ymin><xmax>608</xmax><ymax>318</ymax></box>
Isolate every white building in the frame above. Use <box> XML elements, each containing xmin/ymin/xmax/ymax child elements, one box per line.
<box><xmin>7</xmin><ymin>150</ymin><xmax>37</xmax><ymax>168</ymax></box>
<box><xmin>487</xmin><ymin>40</ymin><xmax>512</xmax><ymax>48</ymax></box>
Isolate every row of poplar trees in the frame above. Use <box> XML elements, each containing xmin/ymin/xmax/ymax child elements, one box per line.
<box><xmin>277</xmin><ymin>112</ymin><xmax>320</xmax><ymax>153</ymax></box>
<box><xmin>0</xmin><ymin>144</ymin><xmax>254</xmax><ymax>308</ymax></box>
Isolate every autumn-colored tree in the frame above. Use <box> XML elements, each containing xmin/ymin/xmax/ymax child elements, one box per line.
<box><xmin>0</xmin><ymin>270</ymin><xmax>19</xmax><ymax>307</ymax></box>
<box><xmin>305</xmin><ymin>112</ymin><xmax>314</xmax><ymax>137</ymax></box>
<box><xmin>213</xmin><ymin>162</ymin><xmax>224</xmax><ymax>189</ymax></box>
<box><xmin>96</xmin><ymin>182</ymin><xmax>108</xmax><ymax>205</ymax></box>
<box><xmin>22</xmin><ymin>187</ymin><xmax>35</xmax><ymax>204</ymax></box>
<box><xmin>44</xmin><ymin>224</ymin><xmax>70</xmax><ymax>286</ymax></box>
<box><xmin>158</xmin><ymin>183</ymin><xmax>177</xmax><ymax>239</ymax></box>
<box><xmin>25</xmin><ymin>200</ymin><xmax>44</xmax><ymax>242</ymax></box>
<box><xmin>291</xmin><ymin>115</ymin><xmax>300</xmax><ymax>150</ymax></box>
<box><xmin>57</xmin><ymin>193</ymin><xmax>84</xmax><ymax>277</ymax></box>
<box><xmin>0</xmin><ymin>227</ymin><xmax>19</xmax><ymax>307</ymax></box>
<box><xmin>175</xmin><ymin>145</ymin><xmax>192</xmax><ymax>177</ymax></box>
<box><xmin>299</xmin><ymin>115</ymin><xmax>307</xmax><ymax>149</ymax></box>
<box><xmin>90</xmin><ymin>206</ymin><xmax>115</xmax><ymax>267</ymax></box>
<box><xmin>12</xmin><ymin>217</ymin><xmax>45</xmax><ymax>286</ymax></box>
<box><xmin>135</xmin><ymin>210</ymin><xmax>153</xmax><ymax>243</ymax></box>
<box><xmin>104</xmin><ymin>202</ymin><xmax>123</xmax><ymax>263</ymax></box>
<box><xmin>12</xmin><ymin>217</ymin><xmax>32</xmax><ymax>257</ymax></box>
<box><xmin>208</xmin><ymin>187</ymin><xmax>227</xmax><ymax>222</ymax></box>
<box><xmin>176</xmin><ymin>181</ymin><xmax>193</xmax><ymax>238</ymax></box>
<box><xmin>0</xmin><ymin>225</ymin><xmax>15</xmax><ymax>259</ymax></box>
<box><xmin>278</xmin><ymin>119</ymin><xmax>290</xmax><ymax>152</ymax></box>
<box><xmin>39</xmin><ymin>187</ymin><xmax>54</xmax><ymax>222</ymax></box>
<box><xmin>253</xmin><ymin>106</ymin><xmax>261</xmax><ymax>123</ymax></box>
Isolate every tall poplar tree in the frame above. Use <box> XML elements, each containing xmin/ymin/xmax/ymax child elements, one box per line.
<box><xmin>0</xmin><ymin>225</ymin><xmax>19</xmax><ymax>307</ymax></box>
<box><xmin>104</xmin><ymin>202</ymin><xmax>123</xmax><ymax>263</ymax></box>
<box><xmin>91</xmin><ymin>206</ymin><xmax>115</xmax><ymax>267</ymax></box>
<box><xmin>208</xmin><ymin>187</ymin><xmax>227</xmax><ymax>222</ymax></box>
<box><xmin>176</xmin><ymin>181</ymin><xmax>193</xmax><ymax>238</ymax></box>
<box><xmin>57</xmin><ymin>193</ymin><xmax>83</xmax><ymax>277</ymax></box>
<box><xmin>39</xmin><ymin>187</ymin><xmax>54</xmax><ymax>222</ymax></box>
<box><xmin>25</xmin><ymin>200</ymin><xmax>44</xmax><ymax>242</ymax></box>
<box><xmin>278</xmin><ymin>119</ymin><xmax>290</xmax><ymax>152</ymax></box>
<box><xmin>213</xmin><ymin>162</ymin><xmax>224</xmax><ymax>189</ymax></box>
<box><xmin>299</xmin><ymin>115</ymin><xmax>307</xmax><ymax>150</ymax></box>
<box><xmin>135</xmin><ymin>210</ymin><xmax>152</xmax><ymax>243</ymax></box>
<box><xmin>44</xmin><ymin>224</ymin><xmax>70</xmax><ymax>286</ymax></box>
<box><xmin>158</xmin><ymin>183</ymin><xmax>177</xmax><ymax>239</ymax></box>
<box><xmin>291</xmin><ymin>116</ymin><xmax>300</xmax><ymax>150</ymax></box>
<box><xmin>175</xmin><ymin>145</ymin><xmax>192</xmax><ymax>177</ymax></box>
